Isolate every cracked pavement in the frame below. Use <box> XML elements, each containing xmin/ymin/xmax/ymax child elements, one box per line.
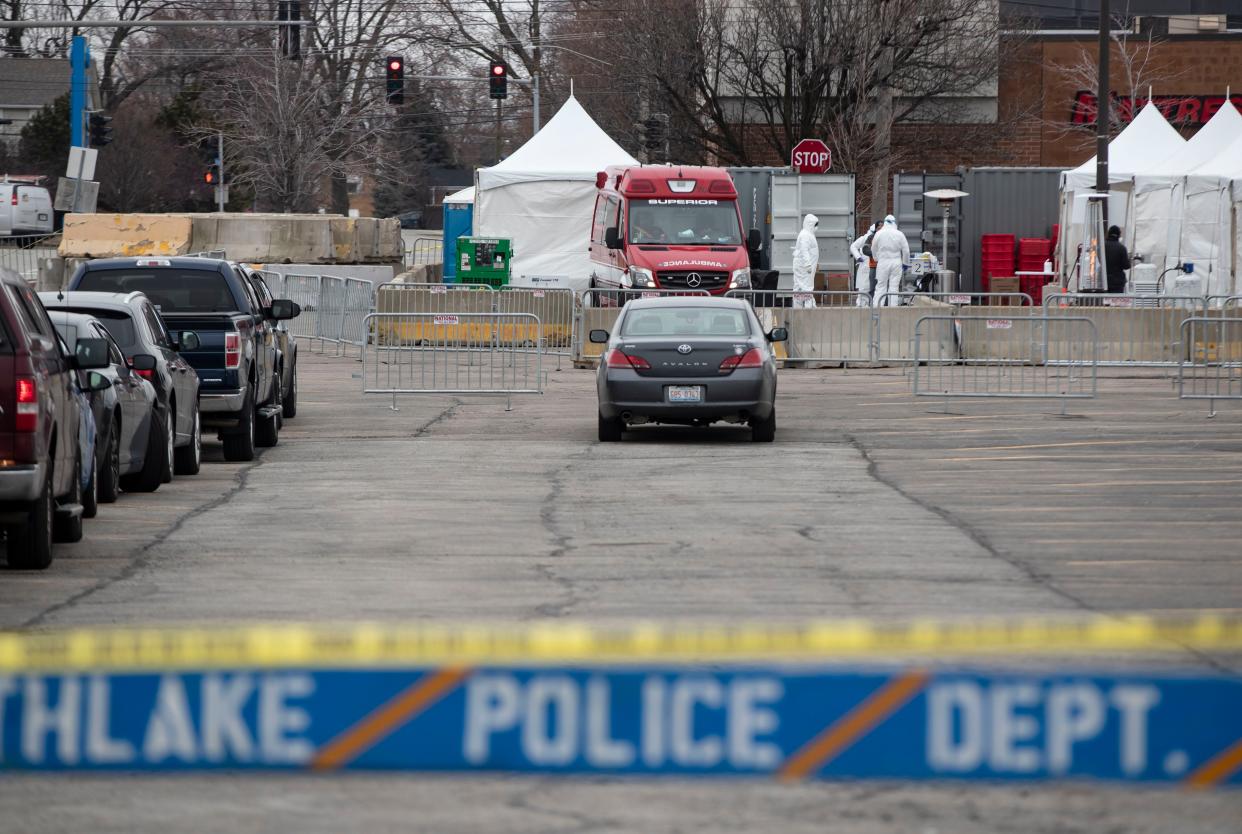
<box><xmin>2</xmin><ymin>350</ymin><xmax>1240</xmax><ymax>831</ymax></box>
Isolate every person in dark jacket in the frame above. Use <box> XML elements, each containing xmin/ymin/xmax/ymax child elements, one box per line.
<box><xmin>1105</xmin><ymin>225</ymin><xmax>1131</xmax><ymax>293</ymax></box>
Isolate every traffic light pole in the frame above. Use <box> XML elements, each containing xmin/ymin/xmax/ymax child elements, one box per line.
<box><xmin>217</xmin><ymin>133</ymin><xmax>226</xmax><ymax>212</ymax></box>
<box><xmin>69</xmin><ymin>36</ymin><xmax>88</xmax><ymax>148</ymax></box>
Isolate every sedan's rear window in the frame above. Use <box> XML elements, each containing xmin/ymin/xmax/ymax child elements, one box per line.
<box><xmin>76</xmin><ymin>268</ymin><xmax>237</xmax><ymax>313</ymax></box>
<box><xmin>62</xmin><ymin>308</ymin><xmax>138</xmax><ymax>348</ymax></box>
<box><xmin>621</xmin><ymin>307</ymin><xmax>752</xmax><ymax>338</ymax></box>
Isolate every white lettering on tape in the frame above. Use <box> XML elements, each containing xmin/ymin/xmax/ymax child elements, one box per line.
<box><xmin>23</xmin><ymin>676</ymin><xmax>80</xmax><ymax>765</ymax></box>
<box><xmin>86</xmin><ymin>675</ymin><xmax>134</xmax><ymax>764</ymax></box>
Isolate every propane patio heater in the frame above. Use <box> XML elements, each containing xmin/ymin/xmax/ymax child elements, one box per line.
<box><xmin>923</xmin><ymin>188</ymin><xmax>969</xmax><ymax>292</ymax></box>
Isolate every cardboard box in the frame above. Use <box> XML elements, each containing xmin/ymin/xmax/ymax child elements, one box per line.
<box><xmin>814</xmin><ymin>272</ymin><xmax>852</xmax><ymax>304</ymax></box>
<box><xmin>987</xmin><ymin>275</ymin><xmax>1021</xmax><ymax>304</ymax></box>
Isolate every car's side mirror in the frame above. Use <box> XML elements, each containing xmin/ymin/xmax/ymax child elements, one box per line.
<box><xmin>129</xmin><ymin>353</ymin><xmax>158</xmax><ymax>372</ymax></box>
<box><xmin>604</xmin><ymin>227</ymin><xmax>622</xmax><ymax>250</ymax></box>
<box><xmin>747</xmin><ymin>228</ymin><xmax>762</xmax><ymax>252</ymax></box>
<box><xmin>73</xmin><ymin>336</ymin><xmax>110</xmax><ymax>370</ymax></box>
<box><xmin>269</xmin><ymin>298</ymin><xmax>300</xmax><ymax>320</ymax></box>
<box><xmin>176</xmin><ymin>331</ymin><xmax>201</xmax><ymax>352</ymax></box>
<box><xmin>588</xmin><ymin>329</ymin><xmax>610</xmax><ymax>344</ymax></box>
<box><xmin>767</xmin><ymin>327</ymin><xmax>788</xmax><ymax>343</ymax></box>
<box><xmin>86</xmin><ymin>371</ymin><xmax>111</xmax><ymax>392</ymax></box>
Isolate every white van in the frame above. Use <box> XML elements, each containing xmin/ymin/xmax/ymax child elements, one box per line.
<box><xmin>0</xmin><ymin>183</ymin><xmax>54</xmax><ymax>236</ymax></box>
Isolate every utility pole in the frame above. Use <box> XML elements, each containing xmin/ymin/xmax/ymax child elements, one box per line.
<box><xmin>1096</xmin><ymin>0</ymin><xmax>1110</xmax><ymax>225</ymax></box>
<box><xmin>69</xmin><ymin>36</ymin><xmax>88</xmax><ymax>147</ymax></box>
<box><xmin>495</xmin><ymin>43</ymin><xmax>504</xmax><ymax>162</ymax></box>
<box><xmin>531</xmin><ymin>0</ymin><xmax>541</xmax><ymax>135</ymax></box>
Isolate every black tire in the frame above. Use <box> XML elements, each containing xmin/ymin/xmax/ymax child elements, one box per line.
<box><xmin>282</xmin><ymin>365</ymin><xmax>297</xmax><ymax>419</ymax></box>
<box><xmin>7</xmin><ymin>462</ymin><xmax>54</xmax><ymax>569</ymax></box>
<box><xmin>222</xmin><ymin>392</ymin><xmax>257</xmax><ymax>462</ymax></box>
<box><xmin>751</xmin><ymin>407</ymin><xmax>776</xmax><ymax>443</ymax></box>
<box><xmin>256</xmin><ymin>382</ymin><xmax>279</xmax><ymax>448</ymax></box>
<box><xmin>120</xmin><ymin>409</ymin><xmax>167</xmax><ymax>493</ymax></box>
<box><xmin>174</xmin><ymin>405</ymin><xmax>201</xmax><ymax>476</ymax></box>
<box><xmin>160</xmin><ymin>404</ymin><xmax>175</xmax><ymax>484</ymax></box>
<box><xmin>82</xmin><ymin>445</ymin><xmax>99</xmax><ymax>520</ymax></box>
<box><xmin>53</xmin><ymin>454</ymin><xmax>84</xmax><ymax>543</ymax></box>
<box><xmin>98</xmin><ymin>415</ymin><xmax>120</xmax><ymax>503</ymax></box>
<box><xmin>598</xmin><ymin>411</ymin><xmax>623</xmax><ymax>442</ymax></box>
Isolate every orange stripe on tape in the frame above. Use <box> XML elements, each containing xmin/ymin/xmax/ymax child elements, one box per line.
<box><xmin>778</xmin><ymin>671</ymin><xmax>929</xmax><ymax>782</ymax></box>
<box><xmin>1185</xmin><ymin>736</ymin><xmax>1242</xmax><ymax>789</ymax></box>
<box><xmin>311</xmin><ymin>666</ymin><xmax>469</xmax><ymax>770</ymax></box>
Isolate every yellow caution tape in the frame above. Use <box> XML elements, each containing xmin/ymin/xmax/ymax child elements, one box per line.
<box><xmin>0</xmin><ymin>613</ymin><xmax>1240</xmax><ymax>672</ymax></box>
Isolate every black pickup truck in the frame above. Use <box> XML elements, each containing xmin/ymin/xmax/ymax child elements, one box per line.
<box><xmin>68</xmin><ymin>257</ymin><xmax>299</xmax><ymax>461</ymax></box>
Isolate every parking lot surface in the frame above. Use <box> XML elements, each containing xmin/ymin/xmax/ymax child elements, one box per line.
<box><xmin>3</xmin><ymin>350</ymin><xmax>1240</xmax><ymax>831</ymax></box>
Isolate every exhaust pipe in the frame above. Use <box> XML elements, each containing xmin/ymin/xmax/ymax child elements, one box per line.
<box><xmin>620</xmin><ymin>411</ymin><xmax>633</xmax><ymax>422</ymax></box>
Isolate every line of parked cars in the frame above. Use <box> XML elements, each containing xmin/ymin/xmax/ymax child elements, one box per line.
<box><xmin>0</xmin><ymin>256</ymin><xmax>300</xmax><ymax>569</ymax></box>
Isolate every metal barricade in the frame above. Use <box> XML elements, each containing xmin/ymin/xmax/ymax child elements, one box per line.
<box><xmin>405</xmin><ymin>238</ymin><xmax>443</xmax><ymax>267</ymax></box>
<box><xmin>727</xmin><ymin>290</ymin><xmax>874</xmax><ymax>366</ymax></box>
<box><xmin>374</xmin><ymin>283</ymin><xmax>496</xmax><ymax>317</ymax></box>
<box><xmin>580</xmin><ymin>287</ymin><xmax>711</xmax><ymax>308</ymax></box>
<box><xmin>913</xmin><ymin>315</ymin><xmax>1098</xmax><ymax>412</ymax></box>
<box><xmin>279</xmin><ymin>274</ymin><xmax>322</xmax><ymax>342</ymax></box>
<box><xmin>0</xmin><ymin>234</ymin><xmax>60</xmax><ymax>285</ymax></box>
<box><xmin>361</xmin><ymin>312</ymin><xmax>543</xmax><ymax>411</ymax></box>
<box><xmin>185</xmin><ymin>249</ymin><xmax>227</xmax><ymax>259</ymax></box>
<box><xmin>1043</xmin><ymin>293</ymin><xmax>1206</xmax><ymax>368</ymax></box>
<box><xmin>317</xmin><ymin>275</ymin><xmax>347</xmax><ymax>350</ymax></box>
<box><xmin>497</xmin><ymin>286</ymin><xmax>577</xmax><ymax>369</ymax></box>
<box><xmin>1218</xmin><ymin>296</ymin><xmax>1242</xmax><ymax>313</ymax></box>
<box><xmin>1178</xmin><ymin>317</ymin><xmax>1242</xmax><ymax>417</ymax></box>
<box><xmin>334</xmin><ymin>277</ymin><xmax>374</xmax><ymax>356</ymax></box>
<box><xmin>873</xmin><ymin>293</ymin><xmax>1036</xmax><ymax>365</ymax></box>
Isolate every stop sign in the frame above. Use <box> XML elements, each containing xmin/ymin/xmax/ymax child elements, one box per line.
<box><xmin>791</xmin><ymin>139</ymin><xmax>832</xmax><ymax>174</ymax></box>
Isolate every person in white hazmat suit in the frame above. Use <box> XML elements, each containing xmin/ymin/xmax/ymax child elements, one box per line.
<box><xmin>791</xmin><ymin>213</ymin><xmax>819</xmax><ymax>309</ymax></box>
<box><xmin>849</xmin><ymin>222</ymin><xmax>880</xmax><ymax>307</ymax></box>
<box><xmin>871</xmin><ymin>214</ymin><xmax>910</xmax><ymax>307</ymax></box>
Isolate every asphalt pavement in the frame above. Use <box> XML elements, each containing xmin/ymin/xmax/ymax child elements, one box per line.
<box><xmin>2</xmin><ymin>349</ymin><xmax>1240</xmax><ymax>831</ymax></box>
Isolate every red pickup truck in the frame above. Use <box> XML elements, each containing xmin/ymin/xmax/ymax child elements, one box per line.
<box><xmin>0</xmin><ymin>268</ymin><xmax>109</xmax><ymax>568</ymax></box>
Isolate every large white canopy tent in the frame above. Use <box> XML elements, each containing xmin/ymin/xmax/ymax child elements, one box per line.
<box><xmin>1058</xmin><ymin>102</ymin><xmax>1185</xmax><ymax>281</ymax></box>
<box><xmin>474</xmin><ymin>96</ymin><xmax>638</xmax><ymax>290</ymax></box>
<box><xmin>1179</xmin><ymin>132</ymin><xmax>1242</xmax><ymax>297</ymax></box>
<box><xmin>1130</xmin><ymin>100</ymin><xmax>1242</xmax><ymax>276</ymax></box>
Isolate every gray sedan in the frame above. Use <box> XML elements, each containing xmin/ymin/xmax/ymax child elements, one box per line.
<box><xmin>591</xmin><ymin>298</ymin><xmax>786</xmax><ymax>442</ymax></box>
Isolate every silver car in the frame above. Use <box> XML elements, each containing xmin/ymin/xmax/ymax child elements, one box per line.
<box><xmin>591</xmin><ymin>298</ymin><xmax>786</xmax><ymax>442</ymax></box>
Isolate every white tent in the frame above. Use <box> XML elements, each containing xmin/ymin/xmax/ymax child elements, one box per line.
<box><xmin>443</xmin><ymin>185</ymin><xmax>474</xmax><ymax>205</ymax></box>
<box><xmin>1130</xmin><ymin>100</ymin><xmax>1242</xmax><ymax>273</ymax></box>
<box><xmin>1058</xmin><ymin>102</ymin><xmax>1186</xmax><ymax>279</ymax></box>
<box><xmin>474</xmin><ymin>97</ymin><xmax>638</xmax><ymax>290</ymax></box>
<box><xmin>1180</xmin><ymin>132</ymin><xmax>1242</xmax><ymax>297</ymax></box>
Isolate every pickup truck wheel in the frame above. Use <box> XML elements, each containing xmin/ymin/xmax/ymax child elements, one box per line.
<box><xmin>121</xmin><ymin>408</ymin><xmax>167</xmax><ymax>493</ymax></box>
<box><xmin>222</xmin><ymin>393</ymin><xmax>256</xmax><ymax>462</ymax></box>
<box><xmin>174</xmin><ymin>406</ymin><xmax>201</xmax><ymax>476</ymax></box>
<box><xmin>282</xmin><ymin>366</ymin><xmax>297</xmax><ymax>419</ymax></box>
<box><xmin>97</xmin><ymin>417</ymin><xmax>120</xmax><ymax>503</ymax></box>
<box><xmin>53</xmin><ymin>454</ymin><xmax>84</xmax><ymax>543</ymax></box>
<box><xmin>7</xmin><ymin>463</ymin><xmax>54</xmax><ymax>569</ymax></box>
<box><xmin>255</xmin><ymin>395</ymin><xmax>279</xmax><ymax>448</ymax></box>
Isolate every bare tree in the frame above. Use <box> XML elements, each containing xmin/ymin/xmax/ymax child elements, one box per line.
<box><xmin>198</xmin><ymin>55</ymin><xmax>382</xmax><ymax>213</ymax></box>
<box><xmin>1046</xmin><ymin>27</ymin><xmax>1184</xmax><ymax>143</ymax></box>
<box><xmin>95</xmin><ymin>94</ymin><xmax>197</xmax><ymax>211</ymax></box>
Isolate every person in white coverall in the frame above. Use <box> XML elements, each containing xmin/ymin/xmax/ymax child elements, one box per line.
<box><xmin>791</xmin><ymin>213</ymin><xmax>819</xmax><ymax>309</ymax></box>
<box><xmin>871</xmin><ymin>214</ymin><xmax>910</xmax><ymax>307</ymax></box>
<box><xmin>849</xmin><ymin>222</ymin><xmax>880</xmax><ymax>307</ymax></box>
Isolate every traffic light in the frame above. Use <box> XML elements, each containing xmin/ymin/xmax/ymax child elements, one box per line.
<box><xmin>204</xmin><ymin>165</ymin><xmax>220</xmax><ymax>186</ymax></box>
<box><xmin>643</xmin><ymin>116</ymin><xmax>665</xmax><ymax>151</ymax></box>
<box><xmin>385</xmin><ymin>56</ymin><xmax>404</xmax><ymax>104</ymax></box>
<box><xmin>489</xmin><ymin>61</ymin><xmax>508</xmax><ymax>100</ymax></box>
<box><xmin>88</xmin><ymin>111</ymin><xmax>113</xmax><ymax>147</ymax></box>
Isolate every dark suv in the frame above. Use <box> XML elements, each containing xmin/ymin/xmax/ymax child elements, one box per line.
<box><xmin>0</xmin><ymin>268</ymin><xmax>109</xmax><ymax>568</ymax></box>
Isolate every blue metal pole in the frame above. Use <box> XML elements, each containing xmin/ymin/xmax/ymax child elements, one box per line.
<box><xmin>69</xmin><ymin>36</ymin><xmax>88</xmax><ymax>147</ymax></box>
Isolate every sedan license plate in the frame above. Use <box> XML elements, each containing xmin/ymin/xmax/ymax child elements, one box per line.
<box><xmin>666</xmin><ymin>385</ymin><xmax>703</xmax><ymax>403</ymax></box>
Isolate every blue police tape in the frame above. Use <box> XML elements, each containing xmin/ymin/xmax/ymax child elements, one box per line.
<box><xmin>2</xmin><ymin>665</ymin><xmax>1240</xmax><ymax>786</ymax></box>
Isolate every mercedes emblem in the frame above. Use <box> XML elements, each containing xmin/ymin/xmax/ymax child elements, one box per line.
<box><xmin>685</xmin><ymin>273</ymin><xmax>702</xmax><ymax>288</ymax></box>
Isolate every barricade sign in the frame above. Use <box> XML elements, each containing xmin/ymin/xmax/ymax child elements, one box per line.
<box><xmin>2</xmin><ymin>616</ymin><xmax>1240</xmax><ymax>780</ymax></box>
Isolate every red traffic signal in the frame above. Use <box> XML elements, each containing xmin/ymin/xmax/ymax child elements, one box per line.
<box><xmin>489</xmin><ymin>61</ymin><xmax>508</xmax><ymax>100</ymax></box>
<box><xmin>385</xmin><ymin>55</ymin><xmax>405</xmax><ymax>105</ymax></box>
<box><xmin>204</xmin><ymin>167</ymin><xmax>218</xmax><ymax>185</ymax></box>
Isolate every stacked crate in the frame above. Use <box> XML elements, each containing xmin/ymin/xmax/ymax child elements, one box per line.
<box><xmin>980</xmin><ymin>234</ymin><xmax>1015</xmax><ymax>293</ymax></box>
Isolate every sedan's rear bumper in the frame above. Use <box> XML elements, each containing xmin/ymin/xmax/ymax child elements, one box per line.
<box><xmin>599</xmin><ymin>369</ymin><xmax>774</xmax><ymax>422</ymax></box>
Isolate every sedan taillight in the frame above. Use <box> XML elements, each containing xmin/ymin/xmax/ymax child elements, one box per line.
<box><xmin>719</xmin><ymin>348</ymin><xmax>763</xmax><ymax>373</ymax></box>
<box><xmin>16</xmin><ymin>376</ymin><xmax>37</xmax><ymax>432</ymax></box>
<box><xmin>604</xmin><ymin>349</ymin><xmax>650</xmax><ymax>370</ymax></box>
